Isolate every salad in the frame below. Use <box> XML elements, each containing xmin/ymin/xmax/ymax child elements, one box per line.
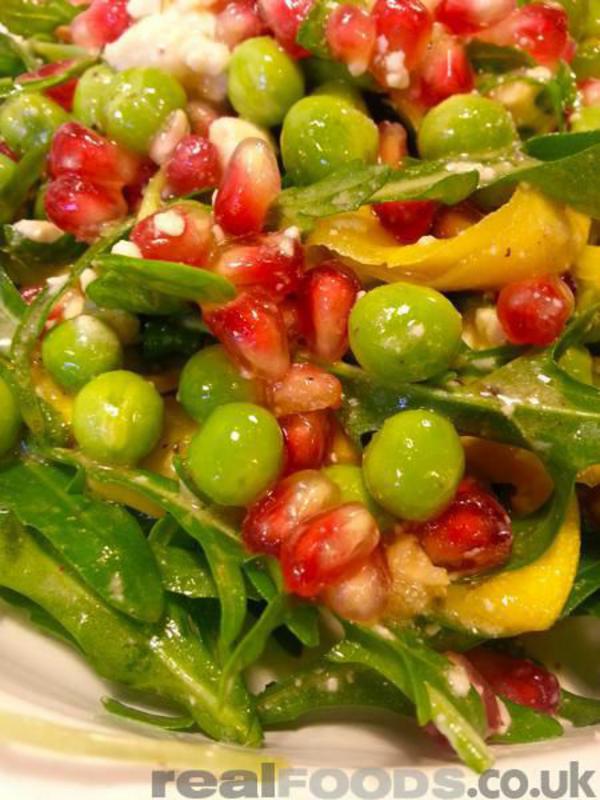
<box><xmin>2</xmin><ymin>0</ymin><xmax>600</xmax><ymax>775</ymax></box>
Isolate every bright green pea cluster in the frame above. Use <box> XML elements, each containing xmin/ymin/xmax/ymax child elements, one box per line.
<box><xmin>0</xmin><ymin>93</ymin><xmax>69</xmax><ymax>156</ymax></box>
<box><xmin>73</xmin><ymin>64</ymin><xmax>116</xmax><ymax>131</ymax></box>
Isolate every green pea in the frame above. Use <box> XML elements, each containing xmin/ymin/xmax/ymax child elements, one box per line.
<box><xmin>558</xmin><ymin>345</ymin><xmax>593</xmax><ymax>384</ymax></box>
<box><xmin>73</xmin><ymin>370</ymin><xmax>164</xmax><ymax>465</ymax></box>
<box><xmin>349</xmin><ymin>282</ymin><xmax>463</xmax><ymax>384</ymax></box>
<box><xmin>0</xmin><ymin>375</ymin><xmax>21</xmax><ymax>456</ymax></box>
<box><xmin>584</xmin><ymin>0</ymin><xmax>600</xmax><ymax>36</ymax></box>
<box><xmin>228</xmin><ymin>36</ymin><xmax>305</xmax><ymax>128</ymax></box>
<box><xmin>178</xmin><ymin>345</ymin><xmax>261</xmax><ymax>424</ymax></box>
<box><xmin>322</xmin><ymin>464</ymin><xmax>393</xmax><ymax>529</ymax></box>
<box><xmin>571</xmin><ymin>105</ymin><xmax>600</xmax><ymax>131</ymax></box>
<box><xmin>0</xmin><ymin>93</ymin><xmax>69</xmax><ymax>156</ymax></box>
<box><xmin>363</xmin><ymin>410</ymin><xmax>464</xmax><ymax>521</ymax></box>
<box><xmin>281</xmin><ymin>95</ymin><xmax>378</xmax><ymax>185</ymax></box>
<box><xmin>73</xmin><ymin>64</ymin><xmax>116</xmax><ymax>130</ymax></box>
<box><xmin>187</xmin><ymin>402</ymin><xmax>283</xmax><ymax>506</ymax></box>
<box><xmin>303</xmin><ymin>57</ymin><xmax>375</xmax><ymax>90</ymax></box>
<box><xmin>312</xmin><ymin>80</ymin><xmax>366</xmax><ymax>112</ymax></box>
<box><xmin>553</xmin><ymin>0</ymin><xmax>588</xmax><ymax>38</ymax></box>
<box><xmin>0</xmin><ymin>152</ymin><xmax>16</xmax><ymax>192</ymax></box>
<box><xmin>104</xmin><ymin>67</ymin><xmax>186</xmax><ymax>154</ymax></box>
<box><xmin>418</xmin><ymin>94</ymin><xmax>516</xmax><ymax>160</ymax></box>
<box><xmin>42</xmin><ymin>315</ymin><xmax>123</xmax><ymax>392</ymax></box>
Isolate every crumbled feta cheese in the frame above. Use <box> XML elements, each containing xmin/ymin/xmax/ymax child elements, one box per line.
<box><xmin>208</xmin><ymin>116</ymin><xmax>273</xmax><ymax>168</ymax></box>
<box><xmin>383</xmin><ymin>50</ymin><xmax>410</xmax><ymax>90</ymax></box>
<box><xmin>153</xmin><ymin>210</ymin><xmax>186</xmax><ymax>236</ymax></box>
<box><xmin>524</xmin><ymin>66</ymin><xmax>553</xmax><ymax>82</ymax></box>
<box><xmin>474</xmin><ymin>306</ymin><xmax>507</xmax><ymax>347</ymax></box>
<box><xmin>496</xmin><ymin>698</ymin><xmax>512</xmax><ymax>735</ymax></box>
<box><xmin>112</xmin><ymin>240</ymin><xmax>143</xmax><ymax>258</ymax></box>
<box><xmin>325</xmin><ymin>677</ymin><xmax>339</xmax><ymax>693</ymax></box>
<box><xmin>446</xmin><ymin>664</ymin><xmax>471</xmax><ymax>698</ymax></box>
<box><xmin>80</xmin><ymin>268</ymin><xmax>98</xmax><ymax>292</ymax></box>
<box><xmin>126</xmin><ymin>0</ymin><xmax>161</xmax><ymax>18</ymax></box>
<box><xmin>149</xmin><ymin>109</ymin><xmax>191</xmax><ymax>166</ymax></box>
<box><xmin>212</xmin><ymin>224</ymin><xmax>226</xmax><ymax>244</ymax></box>
<box><xmin>13</xmin><ymin>219</ymin><xmax>64</xmax><ymax>244</ymax></box>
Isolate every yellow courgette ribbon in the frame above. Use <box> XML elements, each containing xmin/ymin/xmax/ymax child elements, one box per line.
<box><xmin>308</xmin><ymin>186</ymin><xmax>590</xmax><ymax>292</ymax></box>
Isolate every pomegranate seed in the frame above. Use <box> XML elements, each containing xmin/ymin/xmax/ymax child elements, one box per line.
<box><xmin>323</xmin><ymin>546</ymin><xmax>390</xmax><ymax>621</ymax></box>
<box><xmin>131</xmin><ymin>205</ymin><xmax>214</xmax><ymax>267</ymax></box>
<box><xmin>418</xmin><ymin>35</ymin><xmax>474</xmax><ymax>107</ymax></box>
<box><xmin>214</xmin><ymin>138</ymin><xmax>281</xmax><ymax>237</ymax></box>
<box><xmin>373</xmin><ymin>200</ymin><xmax>438</xmax><ymax>244</ymax></box>
<box><xmin>280</xmin><ymin>411</ymin><xmax>333</xmax><ymax>474</ymax></box>
<box><xmin>446</xmin><ymin>652</ymin><xmax>509</xmax><ymax>736</ymax></box>
<box><xmin>414</xmin><ymin>477</ymin><xmax>513</xmax><ymax>574</ymax></box>
<box><xmin>20</xmin><ymin>61</ymin><xmax>78</xmax><ymax>111</ymax></box>
<box><xmin>477</xmin><ymin>3</ymin><xmax>570</xmax><ymax>66</ymax></box>
<box><xmin>258</xmin><ymin>0</ymin><xmax>313</xmax><ymax>58</ymax></box>
<box><xmin>217</xmin><ymin>0</ymin><xmax>267</xmax><ymax>47</ymax></box>
<box><xmin>326</xmin><ymin>4</ymin><xmax>376</xmax><ymax>77</ymax></box>
<box><xmin>466</xmin><ymin>648</ymin><xmax>560</xmax><ymax>714</ymax></box>
<box><xmin>281</xmin><ymin>502</ymin><xmax>380</xmax><ymax>598</ymax></box>
<box><xmin>378</xmin><ymin>121</ymin><xmax>408</xmax><ymax>168</ymax></box>
<box><xmin>45</xmin><ymin>174</ymin><xmax>127</xmax><ymax>242</ymax></box>
<box><xmin>497</xmin><ymin>274</ymin><xmax>574</xmax><ymax>347</ymax></box>
<box><xmin>0</xmin><ymin>141</ymin><xmax>17</xmax><ymax>162</ymax></box>
<box><xmin>298</xmin><ymin>263</ymin><xmax>360</xmax><ymax>362</ymax></box>
<box><xmin>204</xmin><ymin>290</ymin><xmax>290</xmax><ymax>380</ymax></box>
<box><xmin>164</xmin><ymin>135</ymin><xmax>221</xmax><ymax>198</ymax></box>
<box><xmin>70</xmin><ymin>0</ymin><xmax>132</xmax><ymax>48</ymax></box>
<box><xmin>242</xmin><ymin>469</ymin><xmax>340</xmax><ymax>555</ymax></box>
<box><xmin>212</xmin><ymin>231</ymin><xmax>304</xmax><ymax>299</ymax></box>
<box><xmin>580</xmin><ymin>78</ymin><xmax>600</xmax><ymax>107</ymax></box>
<box><xmin>371</xmin><ymin>0</ymin><xmax>433</xmax><ymax>75</ymax></box>
<box><xmin>266</xmin><ymin>362</ymin><xmax>342</xmax><ymax>417</ymax></box>
<box><xmin>48</xmin><ymin>122</ymin><xmax>141</xmax><ymax>187</ymax></box>
<box><xmin>122</xmin><ymin>157</ymin><xmax>157</xmax><ymax>210</ymax></box>
<box><xmin>435</xmin><ymin>0</ymin><xmax>515</xmax><ymax>35</ymax></box>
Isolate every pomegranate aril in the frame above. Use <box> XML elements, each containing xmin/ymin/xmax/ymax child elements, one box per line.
<box><xmin>242</xmin><ymin>469</ymin><xmax>340</xmax><ymax>556</ymax></box>
<box><xmin>48</xmin><ymin>122</ymin><xmax>141</xmax><ymax>187</ymax></box>
<box><xmin>418</xmin><ymin>35</ymin><xmax>474</xmax><ymax>107</ymax></box>
<box><xmin>477</xmin><ymin>3</ymin><xmax>570</xmax><ymax>66</ymax></box>
<box><xmin>131</xmin><ymin>205</ymin><xmax>214</xmax><ymax>267</ymax></box>
<box><xmin>258</xmin><ymin>0</ymin><xmax>313</xmax><ymax>58</ymax></box>
<box><xmin>45</xmin><ymin>174</ymin><xmax>127</xmax><ymax>242</ymax></box>
<box><xmin>326</xmin><ymin>4</ymin><xmax>376</xmax><ymax>77</ymax></box>
<box><xmin>373</xmin><ymin>200</ymin><xmax>438</xmax><ymax>244</ymax></box>
<box><xmin>281</xmin><ymin>502</ymin><xmax>380</xmax><ymax>598</ymax></box>
<box><xmin>0</xmin><ymin>141</ymin><xmax>17</xmax><ymax>162</ymax></box>
<box><xmin>414</xmin><ymin>477</ymin><xmax>513</xmax><ymax>574</ymax></box>
<box><xmin>323</xmin><ymin>546</ymin><xmax>390</xmax><ymax>622</ymax></box>
<box><xmin>298</xmin><ymin>263</ymin><xmax>360</xmax><ymax>363</ymax></box>
<box><xmin>371</xmin><ymin>0</ymin><xmax>433</xmax><ymax>71</ymax></box>
<box><xmin>378</xmin><ymin>121</ymin><xmax>408</xmax><ymax>168</ymax></box>
<box><xmin>217</xmin><ymin>0</ymin><xmax>267</xmax><ymax>48</ymax></box>
<box><xmin>280</xmin><ymin>411</ymin><xmax>333</xmax><ymax>474</ymax></box>
<box><xmin>580</xmin><ymin>78</ymin><xmax>600</xmax><ymax>107</ymax></box>
<box><xmin>164</xmin><ymin>135</ymin><xmax>221</xmax><ymax>198</ymax></box>
<box><xmin>204</xmin><ymin>290</ymin><xmax>290</xmax><ymax>380</ymax></box>
<box><xmin>435</xmin><ymin>0</ymin><xmax>516</xmax><ymax>35</ymax></box>
<box><xmin>122</xmin><ymin>157</ymin><xmax>157</xmax><ymax>211</ymax></box>
<box><xmin>466</xmin><ymin>648</ymin><xmax>560</xmax><ymax>715</ymax></box>
<box><xmin>214</xmin><ymin>138</ymin><xmax>281</xmax><ymax>237</ymax></box>
<box><xmin>20</xmin><ymin>60</ymin><xmax>78</xmax><ymax>111</ymax></box>
<box><xmin>212</xmin><ymin>231</ymin><xmax>304</xmax><ymax>299</ymax></box>
<box><xmin>496</xmin><ymin>274</ymin><xmax>574</xmax><ymax>346</ymax></box>
<box><xmin>266</xmin><ymin>362</ymin><xmax>342</xmax><ymax>417</ymax></box>
<box><xmin>70</xmin><ymin>0</ymin><xmax>132</xmax><ymax>48</ymax></box>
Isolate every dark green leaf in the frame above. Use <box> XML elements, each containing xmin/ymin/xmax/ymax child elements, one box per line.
<box><xmin>558</xmin><ymin>689</ymin><xmax>600</xmax><ymax>727</ymax></box>
<box><xmin>0</xmin><ymin>0</ymin><xmax>80</xmax><ymax>36</ymax></box>
<box><xmin>0</xmin><ymin>33</ymin><xmax>27</xmax><ymax>77</ymax></box>
<box><xmin>562</xmin><ymin>556</ymin><xmax>600</xmax><ymax>616</ymax></box>
<box><xmin>0</xmin><ymin>145</ymin><xmax>48</xmax><ymax>225</ymax></box>
<box><xmin>93</xmin><ymin>254</ymin><xmax>236</xmax><ymax>304</ymax></box>
<box><xmin>101</xmin><ymin>697</ymin><xmax>195</xmax><ymax>731</ymax></box>
<box><xmin>491</xmin><ymin>699</ymin><xmax>563</xmax><ymax>744</ymax></box>
<box><xmin>86</xmin><ymin>271</ymin><xmax>186</xmax><ymax>316</ymax></box>
<box><xmin>466</xmin><ymin>41</ymin><xmax>535</xmax><ymax>72</ymax></box>
<box><xmin>0</xmin><ymin>456</ymin><xmax>164</xmax><ymax>622</ymax></box>
<box><xmin>152</xmin><ymin>541</ymin><xmax>218</xmax><ymax>599</ymax></box>
<box><xmin>141</xmin><ymin>317</ymin><xmax>205</xmax><ymax>362</ymax></box>
<box><xmin>525</xmin><ymin>130</ymin><xmax>600</xmax><ymax>160</ymax></box>
<box><xmin>2</xmin><ymin>222</ymin><xmax>85</xmax><ymax>268</ymax></box>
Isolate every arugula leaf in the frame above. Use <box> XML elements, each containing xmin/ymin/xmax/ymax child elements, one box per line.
<box><xmin>0</xmin><ymin>32</ymin><xmax>27</xmax><ymax>77</ymax></box>
<box><xmin>524</xmin><ymin>130</ymin><xmax>600</xmax><ymax>159</ymax></box>
<box><xmin>0</xmin><ymin>582</ymin><xmax>78</xmax><ymax>649</ymax></box>
<box><xmin>492</xmin><ymin>699</ymin><xmax>563</xmax><ymax>744</ymax></box>
<box><xmin>101</xmin><ymin>697</ymin><xmax>195</xmax><ymax>732</ymax></box>
<box><xmin>0</xmin><ymin>266</ymin><xmax>25</xmax><ymax>356</ymax></box>
<box><xmin>93</xmin><ymin>254</ymin><xmax>236</xmax><ymax>304</ymax></box>
<box><xmin>0</xmin><ymin>0</ymin><xmax>80</xmax><ymax>36</ymax></box>
<box><xmin>467</xmin><ymin>41</ymin><xmax>535</xmax><ymax>72</ymax></box>
<box><xmin>558</xmin><ymin>689</ymin><xmax>600</xmax><ymax>727</ymax></box>
<box><xmin>15</xmin><ymin>56</ymin><xmax>96</xmax><ymax>94</ymax></box>
<box><xmin>86</xmin><ymin>271</ymin><xmax>186</xmax><ymax>316</ymax></box>
<box><xmin>2</xmin><ymin>222</ymin><xmax>85</xmax><ymax>270</ymax></box>
<box><xmin>562</xmin><ymin>555</ymin><xmax>600</xmax><ymax>616</ymax></box>
<box><xmin>152</xmin><ymin>541</ymin><xmax>218</xmax><ymax>599</ymax></box>
<box><xmin>0</xmin><ymin>145</ymin><xmax>48</xmax><ymax>225</ymax></box>
<box><xmin>0</xmin><ymin>456</ymin><xmax>165</xmax><ymax>623</ymax></box>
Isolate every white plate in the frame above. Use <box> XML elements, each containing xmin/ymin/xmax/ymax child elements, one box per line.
<box><xmin>1</xmin><ymin>605</ymin><xmax>600</xmax><ymax>800</ymax></box>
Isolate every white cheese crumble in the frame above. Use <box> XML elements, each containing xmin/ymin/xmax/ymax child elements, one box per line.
<box><xmin>383</xmin><ymin>50</ymin><xmax>410</xmax><ymax>90</ymax></box>
<box><xmin>79</xmin><ymin>268</ymin><xmax>98</xmax><ymax>292</ymax></box>
<box><xmin>208</xmin><ymin>116</ymin><xmax>273</xmax><ymax>169</ymax></box>
<box><xmin>474</xmin><ymin>306</ymin><xmax>508</xmax><ymax>347</ymax></box>
<box><xmin>149</xmin><ymin>109</ymin><xmax>191</xmax><ymax>166</ymax></box>
<box><xmin>13</xmin><ymin>219</ymin><xmax>64</xmax><ymax>244</ymax></box>
<box><xmin>446</xmin><ymin>663</ymin><xmax>471</xmax><ymax>698</ymax></box>
<box><xmin>153</xmin><ymin>210</ymin><xmax>186</xmax><ymax>236</ymax></box>
<box><xmin>111</xmin><ymin>240</ymin><xmax>143</xmax><ymax>258</ymax></box>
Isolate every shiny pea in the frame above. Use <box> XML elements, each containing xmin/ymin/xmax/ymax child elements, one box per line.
<box><xmin>322</xmin><ymin>464</ymin><xmax>393</xmax><ymax>529</ymax></box>
<box><xmin>0</xmin><ymin>93</ymin><xmax>69</xmax><ymax>156</ymax></box>
<box><xmin>73</xmin><ymin>64</ymin><xmax>116</xmax><ymax>130</ymax></box>
<box><xmin>0</xmin><ymin>375</ymin><xmax>21</xmax><ymax>456</ymax></box>
<box><xmin>571</xmin><ymin>105</ymin><xmax>600</xmax><ymax>131</ymax></box>
<box><xmin>312</xmin><ymin>80</ymin><xmax>366</xmax><ymax>112</ymax></box>
<box><xmin>42</xmin><ymin>315</ymin><xmax>124</xmax><ymax>392</ymax></box>
<box><xmin>178</xmin><ymin>345</ymin><xmax>262</xmax><ymax>424</ymax></box>
<box><xmin>0</xmin><ymin>152</ymin><xmax>16</xmax><ymax>192</ymax></box>
<box><xmin>104</xmin><ymin>67</ymin><xmax>187</xmax><ymax>154</ymax></box>
<box><xmin>187</xmin><ymin>402</ymin><xmax>283</xmax><ymax>506</ymax></box>
<box><xmin>281</xmin><ymin>95</ymin><xmax>378</xmax><ymax>185</ymax></box>
<box><xmin>363</xmin><ymin>410</ymin><xmax>464</xmax><ymax>521</ymax></box>
<box><xmin>228</xmin><ymin>37</ymin><xmax>305</xmax><ymax>128</ymax></box>
<box><xmin>418</xmin><ymin>94</ymin><xmax>516</xmax><ymax>160</ymax></box>
<box><xmin>584</xmin><ymin>0</ymin><xmax>600</xmax><ymax>36</ymax></box>
<box><xmin>349</xmin><ymin>282</ymin><xmax>463</xmax><ymax>384</ymax></box>
<box><xmin>73</xmin><ymin>370</ymin><xmax>164</xmax><ymax>465</ymax></box>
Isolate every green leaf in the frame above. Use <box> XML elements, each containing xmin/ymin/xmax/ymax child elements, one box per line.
<box><xmin>93</xmin><ymin>254</ymin><xmax>236</xmax><ymax>304</ymax></box>
<box><xmin>466</xmin><ymin>41</ymin><xmax>535</xmax><ymax>72</ymax></box>
<box><xmin>0</xmin><ymin>456</ymin><xmax>164</xmax><ymax>623</ymax></box>
<box><xmin>2</xmin><ymin>222</ymin><xmax>85</xmax><ymax>269</ymax></box>
<box><xmin>562</xmin><ymin>555</ymin><xmax>600</xmax><ymax>616</ymax></box>
<box><xmin>0</xmin><ymin>32</ymin><xmax>27</xmax><ymax>77</ymax></box>
<box><xmin>101</xmin><ymin>697</ymin><xmax>195</xmax><ymax>731</ymax></box>
<box><xmin>491</xmin><ymin>699</ymin><xmax>563</xmax><ymax>744</ymax></box>
<box><xmin>86</xmin><ymin>271</ymin><xmax>186</xmax><ymax>316</ymax></box>
<box><xmin>152</xmin><ymin>541</ymin><xmax>218</xmax><ymax>599</ymax></box>
<box><xmin>257</xmin><ymin>662</ymin><xmax>412</xmax><ymax>726</ymax></box>
<box><xmin>0</xmin><ymin>144</ymin><xmax>48</xmax><ymax>225</ymax></box>
<box><xmin>525</xmin><ymin>130</ymin><xmax>600</xmax><ymax>160</ymax></box>
<box><xmin>0</xmin><ymin>0</ymin><xmax>80</xmax><ymax>36</ymax></box>
<box><xmin>15</xmin><ymin>55</ymin><xmax>96</xmax><ymax>94</ymax></box>
<box><xmin>558</xmin><ymin>689</ymin><xmax>600</xmax><ymax>727</ymax></box>
<box><xmin>0</xmin><ymin>266</ymin><xmax>25</xmax><ymax>356</ymax></box>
